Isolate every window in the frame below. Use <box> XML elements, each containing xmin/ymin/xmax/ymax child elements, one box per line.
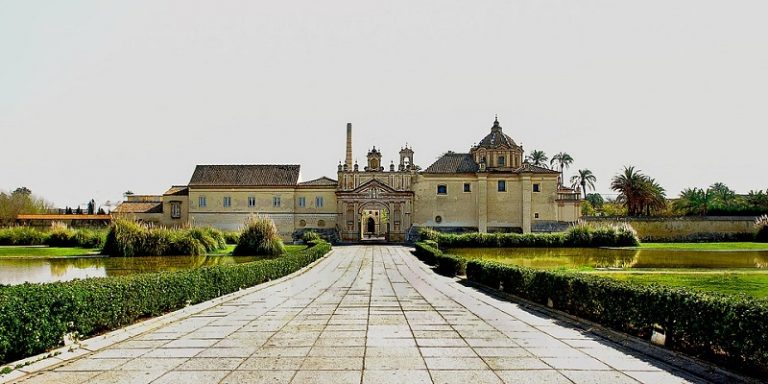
<box><xmin>298</xmin><ymin>197</ymin><xmax>306</xmax><ymax>208</ymax></box>
<box><xmin>248</xmin><ymin>196</ymin><xmax>256</xmax><ymax>207</ymax></box>
<box><xmin>464</xmin><ymin>183</ymin><xmax>471</xmax><ymax>192</ymax></box>
<box><xmin>223</xmin><ymin>196</ymin><xmax>231</xmax><ymax>208</ymax></box>
<box><xmin>498</xmin><ymin>156</ymin><xmax>505</xmax><ymax>166</ymax></box>
<box><xmin>435</xmin><ymin>215</ymin><xmax>442</xmax><ymax>223</ymax></box>
<box><xmin>198</xmin><ymin>196</ymin><xmax>207</xmax><ymax>208</ymax></box>
<box><xmin>533</xmin><ymin>183</ymin><xmax>540</xmax><ymax>192</ymax></box>
<box><xmin>315</xmin><ymin>196</ymin><xmax>324</xmax><ymax>208</ymax></box>
<box><xmin>317</xmin><ymin>220</ymin><xmax>326</xmax><ymax>227</ymax></box>
<box><xmin>299</xmin><ymin>219</ymin><xmax>306</xmax><ymax>227</ymax></box>
<box><xmin>273</xmin><ymin>196</ymin><xmax>281</xmax><ymax>207</ymax></box>
<box><xmin>498</xmin><ymin>180</ymin><xmax>506</xmax><ymax>192</ymax></box>
<box><xmin>534</xmin><ymin>212</ymin><xmax>540</xmax><ymax>219</ymax></box>
<box><xmin>437</xmin><ymin>185</ymin><xmax>447</xmax><ymax>195</ymax></box>
<box><xmin>170</xmin><ymin>202</ymin><xmax>181</xmax><ymax>219</ymax></box>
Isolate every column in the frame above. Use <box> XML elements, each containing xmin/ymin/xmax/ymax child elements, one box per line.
<box><xmin>478</xmin><ymin>174</ymin><xmax>488</xmax><ymax>233</ymax></box>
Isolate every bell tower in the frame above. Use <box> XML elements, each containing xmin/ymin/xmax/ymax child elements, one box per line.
<box><xmin>399</xmin><ymin>145</ymin><xmax>415</xmax><ymax>171</ymax></box>
<box><xmin>365</xmin><ymin>146</ymin><xmax>383</xmax><ymax>172</ymax></box>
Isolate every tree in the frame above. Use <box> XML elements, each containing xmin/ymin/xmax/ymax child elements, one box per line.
<box><xmin>75</xmin><ymin>206</ymin><xmax>83</xmax><ymax>215</ymax></box>
<box><xmin>0</xmin><ymin>187</ymin><xmax>54</xmax><ymax>224</ymax></box>
<box><xmin>675</xmin><ymin>188</ymin><xmax>711</xmax><ymax>216</ymax></box>
<box><xmin>585</xmin><ymin>193</ymin><xmax>604</xmax><ymax>209</ymax></box>
<box><xmin>610</xmin><ymin>166</ymin><xmax>666</xmax><ymax>216</ymax></box>
<box><xmin>570</xmin><ymin>169</ymin><xmax>597</xmax><ymax>199</ymax></box>
<box><xmin>525</xmin><ymin>150</ymin><xmax>549</xmax><ymax>168</ymax></box>
<box><xmin>123</xmin><ymin>191</ymin><xmax>135</xmax><ymax>197</ymax></box>
<box><xmin>87</xmin><ymin>199</ymin><xmax>96</xmax><ymax>215</ymax></box>
<box><xmin>708</xmin><ymin>182</ymin><xmax>736</xmax><ymax>211</ymax></box>
<box><xmin>550</xmin><ymin>152</ymin><xmax>574</xmax><ymax>186</ymax></box>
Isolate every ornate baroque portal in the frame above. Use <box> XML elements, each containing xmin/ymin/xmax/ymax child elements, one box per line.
<box><xmin>336</xmin><ymin>180</ymin><xmax>414</xmax><ymax>242</ymax></box>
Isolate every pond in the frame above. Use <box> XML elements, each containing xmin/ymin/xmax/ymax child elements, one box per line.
<box><xmin>0</xmin><ymin>254</ymin><xmax>264</xmax><ymax>285</ymax></box>
<box><xmin>449</xmin><ymin>247</ymin><xmax>768</xmax><ymax>270</ymax></box>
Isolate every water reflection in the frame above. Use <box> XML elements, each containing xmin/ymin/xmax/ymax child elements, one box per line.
<box><xmin>0</xmin><ymin>255</ymin><xmax>261</xmax><ymax>285</ymax></box>
<box><xmin>450</xmin><ymin>248</ymin><xmax>768</xmax><ymax>270</ymax></box>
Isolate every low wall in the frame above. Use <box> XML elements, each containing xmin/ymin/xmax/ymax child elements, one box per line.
<box><xmin>584</xmin><ymin>216</ymin><xmax>757</xmax><ymax>242</ymax></box>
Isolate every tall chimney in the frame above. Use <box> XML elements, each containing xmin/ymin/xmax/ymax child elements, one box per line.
<box><xmin>345</xmin><ymin>123</ymin><xmax>353</xmax><ymax>169</ymax></box>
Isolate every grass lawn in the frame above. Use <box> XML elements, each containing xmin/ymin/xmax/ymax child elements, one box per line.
<box><xmin>0</xmin><ymin>247</ymin><xmax>100</xmax><ymax>257</ymax></box>
<box><xmin>594</xmin><ymin>271</ymin><xmax>768</xmax><ymax>299</ymax></box>
<box><xmin>638</xmin><ymin>242</ymin><xmax>768</xmax><ymax>250</ymax></box>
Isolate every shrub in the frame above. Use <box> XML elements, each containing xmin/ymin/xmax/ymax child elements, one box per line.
<box><xmin>418</xmin><ymin>227</ymin><xmax>440</xmax><ymax>242</ymax></box>
<box><xmin>101</xmin><ymin>219</ymin><xmax>221</xmax><ymax>257</ymax></box>
<box><xmin>45</xmin><ymin>226</ymin><xmax>78</xmax><ymax>247</ymax></box>
<box><xmin>0</xmin><ymin>227</ymin><xmax>48</xmax><ymax>246</ymax></box>
<box><xmin>0</xmin><ymin>241</ymin><xmax>331</xmax><ymax>364</ymax></box>
<box><xmin>434</xmin><ymin>254</ymin><xmax>466</xmax><ymax>277</ymax></box>
<box><xmin>234</xmin><ymin>216</ymin><xmax>285</xmax><ymax>256</ymax></box>
<box><xmin>756</xmin><ymin>215</ymin><xmax>768</xmax><ymax>243</ymax></box>
<box><xmin>222</xmin><ymin>231</ymin><xmax>241</xmax><ymax>245</ymax></box>
<box><xmin>413</xmin><ymin>241</ymin><xmax>441</xmax><ymax>265</ymax></box>
<box><xmin>301</xmin><ymin>230</ymin><xmax>321</xmax><ymax>244</ymax></box>
<box><xmin>465</xmin><ymin>260</ymin><xmax>768</xmax><ymax>377</ymax></box>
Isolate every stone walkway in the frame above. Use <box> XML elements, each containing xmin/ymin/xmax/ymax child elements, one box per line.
<box><xmin>13</xmin><ymin>246</ymin><xmax>713</xmax><ymax>384</ymax></box>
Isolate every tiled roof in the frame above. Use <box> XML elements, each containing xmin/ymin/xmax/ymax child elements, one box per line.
<box><xmin>189</xmin><ymin>165</ymin><xmax>300</xmax><ymax>187</ymax></box>
<box><xmin>163</xmin><ymin>186</ymin><xmax>189</xmax><ymax>196</ymax></box>
<box><xmin>113</xmin><ymin>201</ymin><xmax>163</xmax><ymax>214</ymax></box>
<box><xmin>299</xmin><ymin>177</ymin><xmax>338</xmax><ymax>186</ymax></box>
<box><xmin>515</xmin><ymin>163</ymin><xmax>560</xmax><ymax>174</ymax></box>
<box><xmin>423</xmin><ymin>153</ymin><xmax>479</xmax><ymax>173</ymax></box>
<box><xmin>476</xmin><ymin>119</ymin><xmax>519</xmax><ymax>149</ymax></box>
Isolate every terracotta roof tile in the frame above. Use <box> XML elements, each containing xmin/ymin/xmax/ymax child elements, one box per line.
<box><xmin>189</xmin><ymin>165</ymin><xmax>300</xmax><ymax>187</ymax></box>
<box><xmin>113</xmin><ymin>202</ymin><xmax>163</xmax><ymax>214</ymax></box>
<box><xmin>423</xmin><ymin>153</ymin><xmax>479</xmax><ymax>173</ymax></box>
<box><xmin>298</xmin><ymin>177</ymin><xmax>338</xmax><ymax>186</ymax></box>
<box><xmin>163</xmin><ymin>186</ymin><xmax>189</xmax><ymax>196</ymax></box>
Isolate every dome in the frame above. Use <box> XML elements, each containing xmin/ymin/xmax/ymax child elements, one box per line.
<box><xmin>476</xmin><ymin>118</ymin><xmax>518</xmax><ymax>149</ymax></box>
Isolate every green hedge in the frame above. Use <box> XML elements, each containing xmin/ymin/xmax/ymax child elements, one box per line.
<box><xmin>420</xmin><ymin>222</ymin><xmax>640</xmax><ymax>248</ymax></box>
<box><xmin>413</xmin><ymin>242</ymin><xmax>466</xmax><ymax>277</ymax></box>
<box><xmin>0</xmin><ymin>227</ymin><xmax>106</xmax><ymax>248</ymax></box>
<box><xmin>465</xmin><ymin>259</ymin><xmax>768</xmax><ymax>376</ymax></box>
<box><xmin>0</xmin><ymin>241</ymin><xmax>331</xmax><ymax>365</ymax></box>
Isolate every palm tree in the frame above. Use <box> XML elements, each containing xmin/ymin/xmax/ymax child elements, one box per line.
<box><xmin>570</xmin><ymin>169</ymin><xmax>597</xmax><ymax>199</ymax></box>
<box><xmin>550</xmin><ymin>152</ymin><xmax>574</xmax><ymax>186</ymax></box>
<box><xmin>708</xmin><ymin>182</ymin><xmax>736</xmax><ymax>211</ymax></box>
<box><xmin>525</xmin><ymin>150</ymin><xmax>548</xmax><ymax>168</ymax></box>
<box><xmin>611</xmin><ymin>166</ymin><xmax>666</xmax><ymax>216</ymax></box>
<box><xmin>675</xmin><ymin>188</ymin><xmax>710</xmax><ymax>216</ymax></box>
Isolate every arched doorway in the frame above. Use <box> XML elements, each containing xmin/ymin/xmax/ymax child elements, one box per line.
<box><xmin>360</xmin><ymin>202</ymin><xmax>389</xmax><ymax>241</ymax></box>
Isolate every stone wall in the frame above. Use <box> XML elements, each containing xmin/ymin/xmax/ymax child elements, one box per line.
<box><xmin>583</xmin><ymin>216</ymin><xmax>758</xmax><ymax>242</ymax></box>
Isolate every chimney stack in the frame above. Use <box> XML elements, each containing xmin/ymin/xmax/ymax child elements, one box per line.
<box><xmin>345</xmin><ymin>123</ymin><xmax>353</xmax><ymax>169</ymax></box>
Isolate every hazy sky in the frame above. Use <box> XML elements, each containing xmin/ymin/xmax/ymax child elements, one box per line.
<box><xmin>2</xmin><ymin>0</ymin><xmax>767</xmax><ymax>208</ymax></box>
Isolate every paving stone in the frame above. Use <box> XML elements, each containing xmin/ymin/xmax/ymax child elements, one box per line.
<box><xmin>424</xmin><ymin>357</ymin><xmax>490</xmax><ymax>370</ymax></box>
<box><xmin>362</xmin><ymin>370</ymin><xmax>432</xmax><ymax>384</ymax></box>
<box><xmin>54</xmin><ymin>358</ymin><xmax>129</xmax><ymax>372</ymax></box>
<box><xmin>496</xmin><ymin>370</ymin><xmax>573</xmax><ymax>384</ymax></box>
<box><xmin>221</xmin><ymin>370</ymin><xmax>295</xmax><ymax>384</ymax></box>
<box><xmin>561</xmin><ymin>370</ymin><xmax>642</xmax><ymax>384</ymax></box>
<box><xmin>88</xmin><ymin>370</ymin><xmax>164</xmax><ymax>384</ymax></box>
<box><xmin>15</xmin><ymin>371</ymin><xmax>99</xmax><ymax>384</ymax></box>
<box><xmin>430</xmin><ymin>370</ymin><xmax>504</xmax><ymax>384</ymax></box>
<box><xmin>300</xmin><ymin>357</ymin><xmax>363</xmax><ymax>370</ymax></box>
<box><xmin>364</xmin><ymin>356</ymin><xmax>427</xmax><ymax>370</ymax></box>
<box><xmin>176</xmin><ymin>357</ymin><xmax>245</xmax><ymax>371</ymax></box>
<box><xmin>290</xmin><ymin>370</ymin><xmax>361</xmax><ymax>384</ymax></box>
<box><xmin>239</xmin><ymin>357</ymin><xmax>305</xmax><ymax>370</ymax></box>
<box><xmin>152</xmin><ymin>370</ymin><xmax>229</xmax><ymax>384</ymax></box>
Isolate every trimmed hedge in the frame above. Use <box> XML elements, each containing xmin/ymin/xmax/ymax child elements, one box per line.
<box><xmin>420</xmin><ymin>222</ymin><xmax>639</xmax><ymax>248</ymax></box>
<box><xmin>0</xmin><ymin>241</ymin><xmax>331</xmax><ymax>365</ymax></box>
<box><xmin>465</xmin><ymin>259</ymin><xmax>768</xmax><ymax>376</ymax></box>
<box><xmin>413</xmin><ymin>242</ymin><xmax>466</xmax><ymax>277</ymax></box>
<box><xmin>0</xmin><ymin>227</ymin><xmax>106</xmax><ymax>248</ymax></box>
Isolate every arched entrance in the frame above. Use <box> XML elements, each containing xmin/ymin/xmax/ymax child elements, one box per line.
<box><xmin>360</xmin><ymin>202</ymin><xmax>389</xmax><ymax>241</ymax></box>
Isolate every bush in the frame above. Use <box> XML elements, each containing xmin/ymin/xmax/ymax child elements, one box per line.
<box><xmin>101</xmin><ymin>219</ymin><xmax>226</xmax><ymax>257</ymax></box>
<box><xmin>301</xmin><ymin>230</ymin><xmax>321</xmax><ymax>244</ymax></box>
<box><xmin>44</xmin><ymin>226</ymin><xmax>78</xmax><ymax>247</ymax></box>
<box><xmin>0</xmin><ymin>227</ymin><xmax>48</xmax><ymax>246</ymax></box>
<box><xmin>465</xmin><ymin>259</ymin><xmax>768</xmax><ymax>377</ymax></box>
<box><xmin>434</xmin><ymin>254</ymin><xmax>466</xmax><ymax>277</ymax></box>
<box><xmin>756</xmin><ymin>215</ymin><xmax>768</xmax><ymax>242</ymax></box>
<box><xmin>424</xmin><ymin>222</ymin><xmax>639</xmax><ymax>249</ymax></box>
<box><xmin>413</xmin><ymin>241</ymin><xmax>441</xmax><ymax>265</ymax></box>
<box><xmin>222</xmin><ymin>231</ymin><xmax>241</xmax><ymax>245</ymax></box>
<box><xmin>0</xmin><ymin>241</ymin><xmax>331</xmax><ymax>365</ymax></box>
<box><xmin>234</xmin><ymin>216</ymin><xmax>285</xmax><ymax>256</ymax></box>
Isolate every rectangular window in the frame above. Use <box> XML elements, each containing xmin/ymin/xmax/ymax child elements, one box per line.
<box><xmin>315</xmin><ymin>196</ymin><xmax>324</xmax><ymax>208</ymax></box>
<box><xmin>498</xmin><ymin>156</ymin><xmax>505</xmax><ymax>166</ymax></box>
<box><xmin>464</xmin><ymin>183</ymin><xmax>471</xmax><ymax>192</ymax></box>
<box><xmin>498</xmin><ymin>180</ymin><xmax>506</xmax><ymax>192</ymax></box>
<box><xmin>533</xmin><ymin>183</ymin><xmax>540</xmax><ymax>192</ymax></box>
<box><xmin>248</xmin><ymin>196</ymin><xmax>256</xmax><ymax>207</ymax></box>
<box><xmin>534</xmin><ymin>212</ymin><xmax>540</xmax><ymax>219</ymax></box>
<box><xmin>273</xmin><ymin>196</ymin><xmax>281</xmax><ymax>208</ymax></box>
<box><xmin>198</xmin><ymin>196</ymin><xmax>207</xmax><ymax>208</ymax></box>
<box><xmin>223</xmin><ymin>196</ymin><xmax>231</xmax><ymax>208</ymax></box>
<box><xmin>437</xmin><ymin>185</ymin><xmax>447</xmax><ymax>195</ymax></box>
<box><xmin>298</xmin><ymin>197</ymin><xmax>306</xmax><ymax>208</ymax></box>
<box><xmin>170</xmin><ymin>202</ymin><xmax>181</xmax><ymax>219</ymax></box>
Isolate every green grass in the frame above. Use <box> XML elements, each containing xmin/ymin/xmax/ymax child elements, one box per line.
<box><xmin>0</xmin><ymin>247</ymin><xmax>99</xmax><ymax>257</ymax></box>
<box><xmin>638</xmin><ymin>242</ymin><xmax>768</xmax><ymax>250</ymax></box>
<box><xmin>594</xmin><ymin>271</ymin><xmax>768</xmax><ymax>299</ymax></box>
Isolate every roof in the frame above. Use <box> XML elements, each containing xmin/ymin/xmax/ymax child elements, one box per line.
<box><xmin>16</xmin><ymin>214</ymin><xmax>112</xmax><ymax>221</ymax></box>
<box><xmin>298</xmin><ymin>177</ymin><xmax>338</xmax><ymax>186</ymax></box>
<box><xmin>163</xmin><ymin>186</ymin><xmax>189</xmax><ymax>196</ymax></box>
<box><xmin>476</xmin><ymin>118</ymin><xmax>518</xmax><ymax>149</ymax></box>
<box><xmin>515</xmin><ymin>163</ymin><xmax>560</xmax><ymax>174</ymax></box>
<box><xmin>188</xmin><ymin>165</ymin><xmax>300</xmax><ymax>187</ymax></box>
<box><xmin>113</xmin><ymin>202</ymin><xmax>163</xmax><ymax>214</ymax></box>
<box><xmin>423</xmin><ymin>153</ymin><xmax>479</xmax><ymax>173</ymax></box>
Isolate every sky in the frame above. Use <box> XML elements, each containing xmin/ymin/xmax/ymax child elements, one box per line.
<box><xmin>1</xmin><ymin>0</ymin><xmax>767</xmax><ymax>209</ymax></box>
